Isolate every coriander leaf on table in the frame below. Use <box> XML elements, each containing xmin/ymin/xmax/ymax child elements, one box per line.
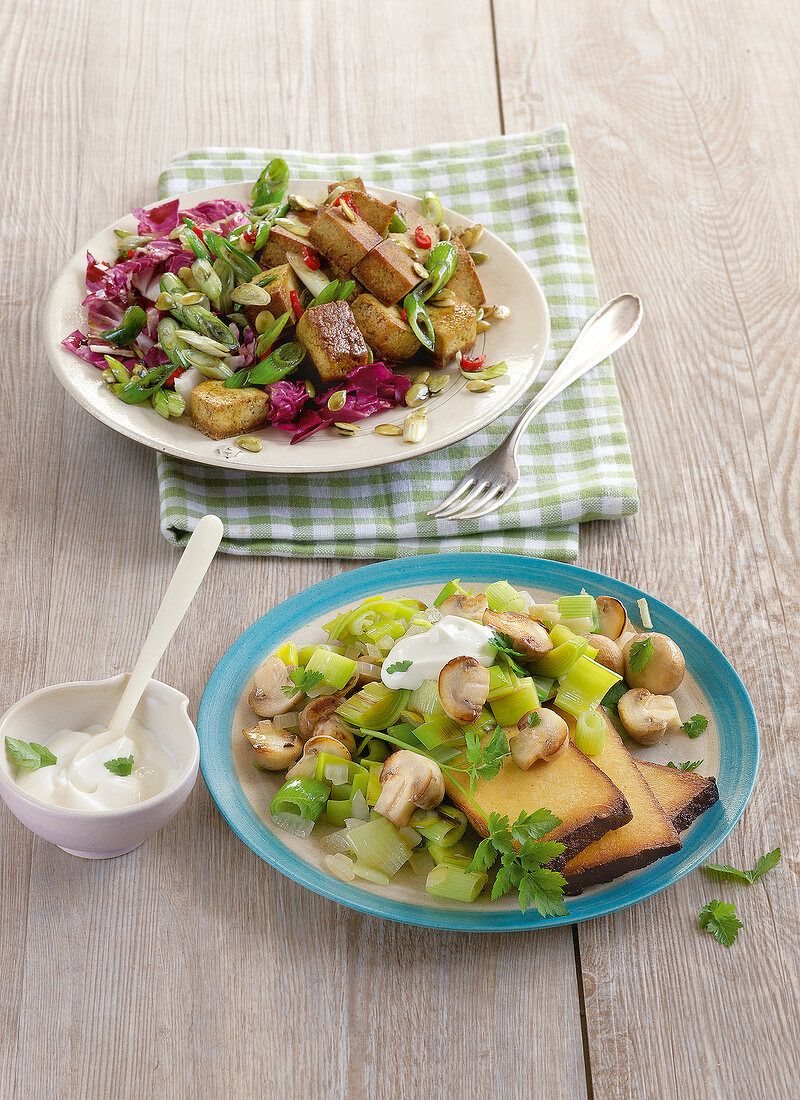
<box><xmin>5</xmin><ymin>736</ymin><xmax>57</xmax><ymax>771</ymax></box>
<box><xmin>104</xmin><ymin>755</ymin><xmax>134</xmax><ymax>777</ymax></box>
<box><xmin>704</xmin><ymin>847</ymin><xmax>781</xmax><ymax>885</ymax></box>
<box><xmin>627</xmin><ymin>637</ymin><xmax>653</xmax><ymax>675</ymax></box>
<box><xmin>667</xmin><ymin>760</ymin><xmax>703</xmax><ymax>771</ymax></box>
<box><xmin>682</xmin><ymin>714</ymin><xmax>709</xmax><ymax>738</ymax></box>
<box><xmin>385</xmin><ymin>659</ymin><xmax>412</xmax><ymax>674</ymax></box>
<box><xmin>282</xmin><ymin>668</ymin><xmax>324</xmax><ymax>698</ymax></box>
<box><xmin>699</xmin><ymin>899</ymin><xmax>742</xmax><ymax>946</ymax></box>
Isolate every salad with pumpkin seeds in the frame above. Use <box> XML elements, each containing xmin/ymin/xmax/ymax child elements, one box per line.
<box><xmin>63</xmin><ymin>159</ymin><xmax>509</xmax><ymax>450</ymax></box>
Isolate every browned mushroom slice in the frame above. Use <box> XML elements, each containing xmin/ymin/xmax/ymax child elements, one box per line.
<box><xmin>481</xmin><ymin>609</ymin><xmax>553</xmax><ymax>659</ymax></box>
<box><xmin>374</xmin><ymin>750</ymin><xmax>445</xmax><ymax>827</ymax></box>
<box><xmin>437</xmin><ymin>656</ymin><xmax>490</xmax><ymax>722</ymax></box>
<box><xmin>243</xmin><ymin>721</ymin><xmax>303</xmax><ymax>770</ymax></box>
<box><xmin>595</xmin><ymin>596</ymin><xmax>628</xmax><ymax>640</ymax></box>
<box><xmin>511</xmin><ymin>709</ymin><xmax>570</xmax><ymax>769</ymax></box>
<box><xmin>249</xmin><ymin>655</ymin><xmax>301</xmax><ymax>717</ymax></box>
<box><xmin>438</xmin><ymin>592</ymin><xmax>489</xmax><ymax>622</ymax></box>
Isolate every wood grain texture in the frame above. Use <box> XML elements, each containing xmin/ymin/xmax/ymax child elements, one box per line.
<box><xmin>0</xmin><ymin>2</ymin><xmax>588</xmax><ymax>1100</ymax></box>
<box><xmin>495</xmin><ymin>1</ymin><xmax>800</xmax><ymax>1097</ymax></box>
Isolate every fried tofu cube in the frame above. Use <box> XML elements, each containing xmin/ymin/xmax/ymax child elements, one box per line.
<box><xmin>340</xmin><ymin>191</ymin><xmax>394</xmax><ymax>236</ymax></box>
<box><xmin>190</xmin><ymin>381</ymin><xmax>271</xmax><ymax>440</ymax></box>
<box><xmin>258</xmin><ymin>223</ymin><xmax>310</xmax><ymax>268</ymax></box>
<box><xmin>352</xmin><ymin>239</ymin><xmax>420</xmax><ymax>306</ymax></box>
<box><xmin>428</xmin><ymin>299</ymin><xmax>477</xmax><ymax>366</ymax></box>
<box><xmin>296</xmin><ymin>299</ymin><xmax>370</xmax><ymax>381</ymax></box>
<box><xmin>391</xmin><ymin>199</ymin><xmax>440</xmax><ymax>252</ymax></box>
<box><xmin>350</xmin><ymin>293</ymin><xmax>421</xmax><ymax>362</ymax></box>
<box><xmin>447</xmin><ymin>234</ymin><xmax>485</xmax><ymax>307</ymax></box>
<box><xmin>308</xmin><ymin>207</ymin><xmax>381</xmax><ymax>271</ymax></box>
<box><xmin>243</xmin><ymin>263</ymin><xmax>300</xmax><ymax>331</ymax></box>
<box><xmin>328</xmin><ymin>177</ymin><xmax>366</xmax><ymax>194</ymax></box>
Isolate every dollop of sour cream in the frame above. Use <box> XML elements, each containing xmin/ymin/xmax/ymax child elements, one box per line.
<box><xmin>381</xmin><ymin>615</ymin><xmax>496</xmax><ymax>690</ymax></box>
<box><xmin>14</xmin><ymin>721</ymin><xmax>176</xmax><ymax>810</ymax></box>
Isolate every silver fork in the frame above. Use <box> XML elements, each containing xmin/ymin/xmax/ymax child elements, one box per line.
<box><xmin>427</xmin><ymin>293</ymin><xmax>643</xmax><ymax>521</ymax></box>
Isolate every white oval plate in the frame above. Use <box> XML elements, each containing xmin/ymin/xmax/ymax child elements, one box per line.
<box><xmin>43</xmin><ymin>182</ymin><xmax>549</xmax><ymax>474</ymax></box>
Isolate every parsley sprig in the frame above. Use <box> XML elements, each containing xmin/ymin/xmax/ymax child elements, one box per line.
<box><xmin>385</xmin><ymin>659</ymin><xmax>413</xmax><ymax>675</ymax></box>
<box><xmin>627</xmin><ymin>637</ymin><xmax>653</xmax><ymax>675</ymax></box>
<box><xmin>667</xmin><ymin>759</ymin><xmax>703</xmax><ymax>771</ymax></box>
<box><xmin>682</xmin><ymin>714</ymin><xmax>708</xmax><ymax>738</ymax></box>
<box><xmin>463</xmin><ymin>725</ymin><xmax>510</xmax><ymax>792</ymax></box>
<box><xmin>487</xmin><ymin>631</ymin><xmax>527</xmax><ymax>676</ymax></box>
<box><xmin>282</xmin><ymin>668</ymin><xmax>325</xmax><ymax>698</ymax></box>
<box><xmin>704</xmin><ymin>847</ymin><xmax>781</xmax><ymax>885</ymax></box>
<box><xmin>469</xmin><ymin>810</ymin><xmax>568</xmax><ymax>916</ymax></box>
<box><xmin>698</xmin><ymin>899</ymin><xmax>742</xmax><ymax>946</ymax></box>
<box><xmin>104</xmin><ymin>756</ymin><xmax>134</xmax><ymax>777</ymax></box>
<box><xmin>5</xmin><ymin>736</ymin><xmax>57</xmax><ymax>771</ymax></box>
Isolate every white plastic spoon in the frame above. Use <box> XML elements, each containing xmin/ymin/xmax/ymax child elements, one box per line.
<box><xmin>74</xmin><ymin>514</ymin><xmax>224</xmax><ymax>761</ymax></box>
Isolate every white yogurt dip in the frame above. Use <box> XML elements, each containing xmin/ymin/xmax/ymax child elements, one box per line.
<box><xmin>381</xmin><ymin>615</ymin><xmax>496</xmax><ymax>690</ymax></box>
<box><xmin>14</xmin><ymin>720</ymin><xmax>177</xmax><ymax>810</ymax></box>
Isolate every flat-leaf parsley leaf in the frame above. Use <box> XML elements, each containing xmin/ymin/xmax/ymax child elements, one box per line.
<box><xmin>104</xmin><ymin>756</ymin><xmax>134</xmax><ymax>777</ymax></box>
<box><xmin>5</xmin><ymin>736</ymin><xmax>57</xmax><ymax>771</ymax></box>
<box><xmin>487</xmin><ymin>631</ymin><xmax>527</xmax><ymax>676</ymax></box>
<box><xmin>463</xmin><ymin>725</ymin><xmax>510</xmax><ymax>791</ymax></box>
<box><xmin>704</xmin><ymin>847</ymin><xmax>781</xmax><ymax>885</ymax></box>
<box><xmin>469</xmin><ymin>809</ymin><xmax>567</xmax><ymax>917</ymax></box>
<box><xmin>682</xmin><ymin>714</ymin><xmax>708</xmax><ymax>738</ymax></box>
<box><xmin>698</xmin><ymin>899</ymin><xmax>742</xmax><ymax>946</ymax></box>
<box><xmin>385</xmin><ymin>660</ymin><xmax>413</xmax><ymax>675</ymax></box>
<box><xmin>627</xmin><ymin>637</ymin><xmax>653</xmax><ymax>675</ymax></box>
<box><xmin>667</xmin><ymin>760</ymin><xmax>703</xmax><ymax>771</ymax></box>
<box><xmin>282</xmin><ymin>668</ymin><xmax>325</xmax><ymax>698</ymax></box>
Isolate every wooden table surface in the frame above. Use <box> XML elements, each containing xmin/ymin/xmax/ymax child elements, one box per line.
<box><xmin>2</xmin><ymin>1</ymin><xmax>797</xmax><ymax>1097</ymax></box>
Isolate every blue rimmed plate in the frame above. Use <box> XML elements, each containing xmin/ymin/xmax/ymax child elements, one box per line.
<box><xmin>198</xmin><ymin>554</ymin><xmax>759</xmax><ymax>931</ymax></box>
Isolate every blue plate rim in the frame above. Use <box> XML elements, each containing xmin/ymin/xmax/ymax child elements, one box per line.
<box><xmin>198</xmin><ymin>553</ymin><xmax>759</xmax><ymax>931</ymax></box>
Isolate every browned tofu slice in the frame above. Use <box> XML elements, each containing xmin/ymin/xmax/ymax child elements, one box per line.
<box><xmin>428</xmin><ymin>299</ymin><xmax>477</xmax><ymax>366</ymax></box>
<box><xmin>350</xmin><ymin>293</ymin><xmax>421</xmax><ymax>362</ymax></box>
<box><xmin>258</xmin><ymin>223</ymin><xmax>310</xmax><ymax>268</ymax></box>
<box><xmin>341</xmin><ymin>191</ymin><xmax>394</xmax><ymax>236</ymax></box>
<box><xmin>637</xmin><ymin>760</ymin><xmax>720</xmax><ymax>833</ymax></box>
<box><xmin>328</xmin><ymin>177</ymin><xmax>366</xmax><ymax>194</ymax></box>
<box><xmin>308</xmin><ymin>206</ymin><xmax>381</xmax><ymax>271</ymax></box>
<box><xmin>447</xmin><ymin>234</ymin><xmax>486</xmax><ymax>307</ymax></box>
<box><xmin>352</xmin><ymin>239</ymin><xmax>421</xmax><ymax>306</ymax></box>
<box><xmin>190</xmin><ymin>381</ymin><xmax>270</xmax><ymax>440</ymax></box>
<box><xmin>391</xmin><ymin>199</ymin><xmax>440</xmax><ymax>252</ymax></box>
<box><xmin>296</xmin><ymin>299</ymin><xmax>370</xmax><ymax>381</ymax></box>
<box><xmin>243</xmin><ymin>263</ymin><xmax>300</xmax><ymax>331</ymax></box>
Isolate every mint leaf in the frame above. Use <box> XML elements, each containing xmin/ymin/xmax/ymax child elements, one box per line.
<box><xmin>699</xmin><ymin>899</ymin><xmax>742</xmax><ymax>946</ymax></box>
<box><xmin>282</xmin><ymin>667</ymin><xmax>324</xmax><ymax>698</ymax></box>
<box><xmin>5</xmin><ymin>736</ymin><xmax>56</xmax><ymax>771</ymax></box>
<box><xmin>682</xmin><ymin>714</ymin><xmax>709</xmax><ymax>739</ymax></box>
<box><xmin>104</xmin><ymin>755</ymin><xmax>134</xmax><ymax>777</ymax></box>
<box><xmin>627</xmin><ymin>637</ymin><xmax>653</xmax><ymax>675</ymax></box>
<box><xmin>385</xmin><ymin>659</ymin><xmax>412</xmax><ymax>674</ymax></box>
<box><xmin>667</xmin><ymin>760</ymin><xmax>703</xmax><ymax>771</ymax></box>
<box><xmin>704</xmin><ymin>847</ymin><xmax>781</xmax><ymax>885</ymax></box>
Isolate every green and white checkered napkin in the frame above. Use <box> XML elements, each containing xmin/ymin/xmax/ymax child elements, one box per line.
<box><xmin>156</xmin><ymin>126</ymin><xmax>638</xmax><ymax>561</ymax></box>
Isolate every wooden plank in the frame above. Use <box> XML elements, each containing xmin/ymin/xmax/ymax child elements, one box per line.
<box><xmin>494</xmin><ymin>1</ymin><xmax>800</xmax><ymax>1097</ymax></box>
<box><xmin>1</xmin><ymin>2</ymin><xmax>587</xmax><ymax>1098</ymax></box>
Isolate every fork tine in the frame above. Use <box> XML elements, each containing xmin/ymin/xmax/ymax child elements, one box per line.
<box><xmin>450</xmin><ymin>484</ymin><xmax>512</xmax><ymax>520</ymax></box>
<box><xmin>430</xmin><ymin>480</ymin><xmax>491</xmax><ymax>519</ymax></box>
<box><xmin>426</xmin><ymin>476</ymin><xmax>476</xmax><ymax>517</ymax></box>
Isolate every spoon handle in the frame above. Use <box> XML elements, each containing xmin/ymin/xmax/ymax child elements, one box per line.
<box><xmin>84</xmin><ymin>515</ymin><xmax>223</xmax><ymax>755</ymax></box>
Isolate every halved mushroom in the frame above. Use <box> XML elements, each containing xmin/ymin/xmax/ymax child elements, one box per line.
<box><xmin>595</xmin><ymin>596</ymin><xmax>628</xmax><ymax>641</ymax></box>
<box><xmin>587</xmin><ymin>634</ymin><xmax>624</xmax><ymax>677</ymax></box>
<box><xmin>439</xmin><ymin>592</ymin><xmax>489</xmax><ymax>622</ymax></box>
<box><xmin>437</xmin><ymin>656</ymin><xmax>490</xmax><ymax>722</ymax></box>
<box><xmin>511</xmin><ymin>709</ymin><xmax>570</xmax><ymax>769</ymax></box>
<box><xmin>374</xmin><ymin>750</ymin><xmax>445</xmax><ymax>827</ymax></box>
<box><xmin>617</xmin><ymin>688</ymin><xmax>682</xmax><ymax>746</ymax></box>
<box><xmin>242</xmin><ymin>720</ymin><xmax>303</xmax><ymax>770</ymax></box>
<box><xmin>286</xmin><ymin>733</ymin><xmax>352</xmax><ymax>780</ymax></box>
<box><xmin>622</xmin><ymin>632</ymin><xmax>685</xmax><ymax>694</ymax></box>
<box><xmin>482</xmin><ymin>609</ymin><xmax>552</xmax><ymax>659</ymax></box>
<box><xmin>249</xmin><ymin>655</ymin><xmax>301</xmax><ymax>717</ymax></box>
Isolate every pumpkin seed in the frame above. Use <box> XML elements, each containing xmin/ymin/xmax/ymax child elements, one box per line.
<box><xmin>327</xmin><ymin>389</ymin><xmax>347</xmax><ymax>412</ymax></box>
<box><xmin>439</xmin><ymin>222</ymin><xmax>452</xmax><ymax>241</ymax></box>
<box><xmin>427</xmin><ymin>373</ymin><xmax>450</xmax><ymax>394</ymax></box>
<box><xmin>236</xmin><ymin>435</ymin><xmax>263</xmax><ymax>452</ymax></box>
<box><xmin>493</xmin><ymin>304</ymin><xmax>511</xmax><ymax>320</ymax></box>
<box><xmin>430</xmin><ymin>291</ymin><xmax>456</xmax><ymax>306</ymax></box>
<box><xmin>459</xmin><ymin>224</ymin><xmax>483</xmax><ymax>249</ymax></box>
<box><xmin>177</xmin><ymin>291</ymin><xmax>204</xmax><ymax>306</ymax></box>
<box><xmin>178</xmin><ymin>266</ymin><xmax>199</xmax><ymax>289</ymax></box>
<box><xmin>326</xmin><ymin>185</ymin><xmax>346</xmax><ymax>207</ymax></box>
<box><xmin>455</xmin><ymin>350</ymin><xmax>463</xmax><ymax>364</ymax></box>
<box><xmin>475</xmin><ymin>319</ymin><xmax>492</xmax><ymax>333</ymax></box>
<box><xmin>289</xmin><ymin>193</ymin><xmax>318</xmax><ymax>212</ymax></box>
<box><xmin>231</xmin><ymin>283</ymin><xmax>271</xmax><ymax>307</ymax></box>
<box><xmin>365</xmin><ymin>344</ymin><xmax>374</xmax><ymax>364</ymax></box>
<box><xmin>334</xmin><ymin>421</ymin><xmax>361</xmax><ymax>436</ymax></box>
<box><xmin>304</xmin><ymin>380</ymin><xmax>316</xmax><ymax>398</ymax></box>
<box><xmin>413</xmin><ymin>370</ymin><xmax>431</xmax><ymax>385</ymax></box>
<box><xmin>403</xmin><ymin>410</ymin><xmax>427</xmax><ymax>443</ymax></box>
<box><xmin>254</xmin><ymin>310</ymin><xmax>276</xmax><ymax>334</ymax></box>
<box><xmin>468</xmin><ymin>250</ymin><xmax>489</xmax><ymax>265</ymax></box>
<box><xmin>155</xmin><ymin>292</ymin><xmax>175</xmax><ymax>311</ymax></box>
<box><xmin>275</xmin><ymin>217</ymin><xmax>311</xmax><ymax>238</ymax></box>
<box><xmin>340</xmin><ymin>201</ymin><xmax>357</xmax><ymax>224</ymax></box>
<box><xmin>101</xmin><ymin>368</ymin><xmax>115</xmax><ymax>384</ymax></box>
<box><xmin>405</xmin><ymin>382</ymin><xmax>429</xmax><ymax>407</ymax></box>
<box><xmin>476</xmin><ymin>307</ymin><xmax>485</xmax><ymax>323</ymax></box>
<box><xmin>375</xmin><ymin>423</ymin><xmax>402</xmax><ymax>436</ymax></box>
<box><xmin>412</xmin><ymin>262</ymin><xmax>429</xmax><ymax>280</ymax></box>
<box><xmin>175</xmin><ymin>329</ymin><xmax>231</xmax><ymax>357</ymax></box>
<box><xmin>393</xmin><ymin>238</ymin><xmax>420</xmax><ymax>258</ymax></box>
<box><xmin>228</xmin><ymin>312</ymin><xmax>248</xmax><ymax>328</ymax></box>
<box><xmin>466</xmin><ymin>379</ymin><xmax>494</xmax><ymax>392</ymax></box>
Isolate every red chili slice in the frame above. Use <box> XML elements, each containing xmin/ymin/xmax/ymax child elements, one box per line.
<box><xmin>243</xmin><ymin>227</ymin><xmax>257</xmax><ymax>245</ymax></box>
<box><xmin>301</xmin><ymin>246</ymin><xmax>321</xmax><ymax>270</ymax></box>
<box><xmin>400</xmin><ymin>307</ymin><xmax>407</xmax><ymax>321</ymax></box>
<box><xmin>460</xmin><ymin>354</ymin><xmax>486</xmax><ymax>372</ymax></box>
<box><xmin>414</xmin><ymin>226</ymin><xmax>432</xmax><ymax>249</ymax></box>
<box><xmin>166</xmin><ymin>366</ymin><xmax>184</xmax><ymax>386</ymax></box>
<box><xmin>290</xmin><ymin>290</ymin><xmax>303</xmax><ymax>319</ymax></box>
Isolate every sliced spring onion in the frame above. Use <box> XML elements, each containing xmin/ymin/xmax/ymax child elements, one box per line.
<box><xmin>548</xmin><ymin>623</ymin><xmax>584</xmax><ymax>647</ymax></box>
<box><xmin>407</xmin><ymin>679</ymin><xmax>444</xmax><ymax>716</ymax></box>
<box><xmin>286</xmin><ymin>251</ymin><xmax>332</xmax><ymax>298</ymax></box>
<box><xmin>487</xmin><ymin>663</ymin><xmax>519</xmax><ymax>702</ymax></box>
<box><xmin>532</xmin><ymin>674</ymin><xmax>556</xmax><ymax>702</ymax></box>
<box><xmin>489</xmin><ymin>678</ymin><xmax>540</xmax><ymax>727</ymax></box>
<box><xmin>484</xmin><ymin>580</ymin><xmax>526</xmax><ymax>613</ymax></box>
<box><xmin>274</xmin><ymin>640</ymin><xmax>299</xmax><ymax>666</ymax></box>
<box><xmin>533</xmin><ymin>639</ymin><xmax>589</xmax><ymax>680</ymax></box>
<box><xmin>421</xmin><ymin>191</ymin><xmax>443</xmax><ymax>225</ymax></box>
<box><xmin>638</xmin><ymin>598</ymin><xmax>654</xmax><ymax>630</ymax></box>
<box><xmin>271</xmin><ymin>712</ymin><xmax>300</xmax><ymax>731</ymax></box>
<box><xmin>271</xmin><ymin>812</ymin><xmax>316</xmax><ymax>838</ymax></box>
<box><xmin>412</xmin><ymin>714</ymin><xmax>462</xmax><ymax>750</ymax></box>
<box><xmin>409</xmin><ymin>805</ymin><xmax>467</xmax><ymax>848</ymax></box>
<box><xmin>425</xmin><ymin>865</ymin><xmax>487</xmax><ymax>903</ymax></box>
<box><xmin>557</xmin><ymin>594</ymin><xmax>595</xmax><ymax>620</ymax></box>
<box><xmin>270</xmin><ymin>777</ymin><xmax>330</xmax><ymax>822</ymax></box>
<box><xmin>337</xmin><ymin>683</ymin><xmax>410</xmax><ymax>730</ymax></box>
<box><xmin>352</xmin><ymin>863</ymin><xmax>391</xmax><ymax>886</ymax></box>
<box><xmin>304</xmin><ymin>647</ymin><xmax>357</xmax><ymax>691</ymax></box>
<box><xmin>573</xmin><ymin>710</ymin><xmax>607</xmax><ymax>756</ymax></box>
<box><xmin>410</xmin><ymin>849</ymin><xmax>435</xmax><ymax>876</ymax></box>
<box><xmin>346</xmin><ymin>817</ymin><xmax>412</xmax><ymax>876</ymax></box>
<box><xmin>554</xmin><ymin>656</ymin><xmax>621</xmax><ymax>718</ymax></box>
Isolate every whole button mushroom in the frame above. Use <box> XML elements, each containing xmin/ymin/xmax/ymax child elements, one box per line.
<box><xmin>511</xmin><ymin>709</ymin><xmax>570</xmax><ymax>770</ymax></box>
<box><xmin>242</xmin><ymin>720</ymin><xmax>303</xmax><ymax>769</ymax></box>
<box><xmin>587</xmin><ymin>634</ymin><xmax>624</xmax><ymax>677</ymax></box>
<box><xmin>438</xmin><ymin>656</ymin><xmax>491</xmax><ymax>722</ymax></box>
<box><xmin>617</xmin><ymin>688</ymin><xmax>682</xmax><ymax>746</ymax></box>
<box><xmin>622</xmin><ymin>633</ymin><xmax>686</xmax><ymax>694</ymax></box>
<box><xmin>374</xmin><ymin>750</ymin><xmax>445</xmax><ymax>827</ymax></box>
<box><xmin>249</xmin><ymin>655</ymin><xmax>302</xmax><ymax>717</ymax></box>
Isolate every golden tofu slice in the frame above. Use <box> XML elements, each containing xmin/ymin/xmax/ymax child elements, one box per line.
<box><xmin>637</xmin><ymin>760</ymin><xmax>719</xmax><ymax>833</ymax></box>
<box><xmin>428</xmin><ymin>299</ymin><xmax>477</xmax><ymax>366</ymax></box>
<box><xmin>328</xmin><ymin>177</ymin><xmax>366</xmax><ymax>194</ymax></box>
<box><xmin>258</xmin><ymin>223</ymin><xmax>310</xmax><ymax>268</ymax></box>
<box><xmin>296</xmin><ymin>299</ymin><xmax>370</xmax><ymax>382</ymax></box>
<box><xmin>308</xmin><ymin>206</ymin><xmax>381</xmax><ymax>271</ymax></box>
<box><xmin>559</xmin><ymin>709</ymin><xmax>682</xmax><ymax>893</ymax></box>
<box><xmin>341</xmin><ymin>191</ymin><xmax>395</xmax><ymax>236</ymax></box>
<box><xmin>350</xmin><ymin>293</ymin><xmax>421</xmax><ymax>361</ymax></box>
<box><xmin>446</xmin><ymin>738</ymin><xmax>631</xmax><ymax>867</ymax></box>
<box><xmin>190</xmin><ymin>381</ymin><xmax>270</xmax><ymax>440</ymax></box>
<box><xmin>448</xmin><ymin>234</ymin><xmax>485</xmax><ymax>307</ymax></box>
<box><xmin>391</xmin><ymin>199</ymin><xmax>440</xmax><ymax>253</ymax></box>
<box><xmin>352</xmin><ymin>239</ymin><xmax>421</xmax><ymax>306</ymax></box>
<box><xmin>243</xmin><ymin>263</ymin><xmax>300</xmax><ymax>331</ymax></box>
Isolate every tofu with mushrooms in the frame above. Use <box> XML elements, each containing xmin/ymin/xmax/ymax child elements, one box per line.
<box><xmin>308</xmin><ymin>206</ymin><xmax>381</xmax><ymax>272</ymax></box>
<box><xmin>350</xmin><ymin>293</ymin><xmax>421</xmax><ymax>361</ymax></box>
<box><xmin>190</xmin><ymin>380</ymin><xmax>271</xmax><ymax>440</ymax></box>
<box><xmin>352</xmin><ymin>239</ymin><xmax>421</xmax><ymax>306</ymax></box>
<box><xmin>428</xmin><ymin>298</ymin><xmax>478</xmax><ymax>366</ymax></box>
<box><xmin>447</xmin><ymin>234</ymin><xmax>485</xmax><ymax>308</ymax></box>
<box><xmin>296</xmin><ymin>299</ymin><xmax>370</xmax><ymax>382</ymax></box>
